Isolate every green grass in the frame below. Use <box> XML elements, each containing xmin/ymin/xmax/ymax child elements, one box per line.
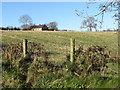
<box><xmin>2</xmin><ymin>31</ymin><xmax>118</xmax><ymax>63</ymax></box>
<box><xmin>1</xmin><ymin>31</ymin><xmax>119</xmax><ymax>88</ymax></box>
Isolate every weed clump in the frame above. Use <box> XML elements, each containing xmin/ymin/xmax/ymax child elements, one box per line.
<box><xmin>66</xmin><ymin>45</ymin><xmax>118</xmax><ymax>77</ymax></box>
<box><xmin>1</xmin><ymin>41</ymin><xmax>63</xmax><ymax>88</ymax></box>
<box><xmin>1</xmin><ymin>43</ymin><xmax>118</xmax><ymax>88</ymax></box>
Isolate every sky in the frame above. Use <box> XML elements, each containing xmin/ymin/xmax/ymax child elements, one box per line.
<box><xmin>1</xmin><ymin>2</ymin><xmax>118</xmax><ymax>31</ymax></box>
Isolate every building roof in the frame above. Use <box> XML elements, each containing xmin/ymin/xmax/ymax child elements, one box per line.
<box><xmin>31</xmin><ymin>24</ymin><xmax>47</xmax><ymax>28</ymax></box>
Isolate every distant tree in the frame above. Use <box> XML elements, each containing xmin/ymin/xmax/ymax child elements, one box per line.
<box><xmin>21</xmin><ymin>24</ymin><xmax>31</xmax><ymax>30</ymax></box>
<box><xmin>47</xmin><ymin>22</ymin><xmax>58</xmax><ymax>30</ymax></box>
<box><xmin>19</xmin><ymin>15</ymin><xmax>32</xmax><ymax>30</ymax></box>
<box><xmin>80</xmin><ymin>17</ymin><xmax>97</xmax><ymax>31</ymax></box>
<box><xmin>6</xmin><ymin>27</ymin><xmax>10</xmax><ymax>30</ymax></box>
<box><xmin>75</xmin><ymin>8</ymin><xmax>97</xmax><ymax>31</ymax></box>
<box><xmin>7</xmin><ymin>26</ymin><xmax>13</xmax><ymax>30</ymax></box>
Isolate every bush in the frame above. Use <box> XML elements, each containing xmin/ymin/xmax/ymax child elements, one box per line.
<box><xmin>1</xmin><ymin>41</ymin><xmax>64</xmax><ymax>88</ymax></box>
<box><xmin>1</xmin><ymin>43</ymin><xmax>118</xmax><ymax>88</ymax></box>
<box><xmin>66</xmin><ymin>45</ymin><xmax>118</xmax><ymax>77</ymax></box>
<box><xmin>1</xmin><ymin>41</ymin><xmax>48</xmax><ymax>88</ymax></box>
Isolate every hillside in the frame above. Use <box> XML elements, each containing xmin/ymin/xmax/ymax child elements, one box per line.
<box><xmin>2</xmin><ymin>31</ymin><xmax>118</xmax><ymax>63</ymax></box>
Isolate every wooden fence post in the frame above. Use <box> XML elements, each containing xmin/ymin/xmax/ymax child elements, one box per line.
<box><xmin>23</xmin><ymin>39</ymin><xmax>27</xmax><ymax>57</ymax></box>
<box><xmin>70</xmin><ymin>38</ymin><xmax>75</xmax><ymax>62</ymax></box>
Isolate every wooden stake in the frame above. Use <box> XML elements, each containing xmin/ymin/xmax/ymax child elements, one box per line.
<box><xmin>23</xmin><ymin>39</ymin><xmax>27</xmax><ymax>57</ymax></box>
<box><xmin>70</xmin><ymin>38</ymin><xmax>75</xmax><ymax>62</ymax></box>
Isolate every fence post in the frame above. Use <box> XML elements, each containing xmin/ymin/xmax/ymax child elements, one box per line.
<box><xmin>23</xmin><ymin>39</ymin><xmax>27</xmax><ymax>57</ymax></box>
<box><xmin>70</xmin><ymin>38</ymin><xmax>75</xmax><ymax>62</ymax></box>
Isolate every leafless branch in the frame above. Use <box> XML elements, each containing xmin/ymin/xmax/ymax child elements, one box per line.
<box><xmin>94</xmin><ymin>2</ymin><xmax>113</xmax><ymax>17</ymax></box>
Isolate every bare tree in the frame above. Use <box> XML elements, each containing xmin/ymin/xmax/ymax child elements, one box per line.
<box><xmin>19</xmin><ymin>15</ymin><xmax>32</xmax><ymax>30</ymax></box>
<box><xmin>47</xmin><ymin>21</ymin><xmax>58</xmax><ymax>30</ymax></box>
<box><xmin>95</xmin><ymin>2</ymin><xmax>118</xmax><ymax>27</ymax></box>
<box><xmin>75</xmin><ymin>6</ymin><xmax>98</xmax><ymax>31</ymax></box>
<box><xmin>76</xmin><ymin>2</ymin><xmax>119</xmax><ymax>30</ymax></box>
<box><xmin>80</xmin><ymin>17</ymin><xmax>97</xmax><ymax>31</ymax></box>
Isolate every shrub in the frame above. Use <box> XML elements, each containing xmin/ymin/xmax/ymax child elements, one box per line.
<box><xmin>1</xmin><ymin>41</ymin><xmax>63</xmax><ymax>88</ymax></box>
<box><xmin>1</xmin><ymin>41</ymin><xmax>48</xmax><ymax>88</ymax></box>
<box><xmin>66</xmin><ymin>45</ymin><xmax>118</xmax><ymax>77</ymax></box>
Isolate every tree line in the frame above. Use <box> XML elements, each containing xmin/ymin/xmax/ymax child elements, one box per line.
<box><xmin>0</xmin><ymin>27</ymin><xmax>21</xmax><ymax>30</ymax></box>
<box><xmin>19</xmin><ymin>14</ymin><xmax>58</xmax><ymax>30</ymax></box>
<box><xmin>0</xmin><ymin>14</ymin><xmax>58</xmax><ymax>31</ymax></box>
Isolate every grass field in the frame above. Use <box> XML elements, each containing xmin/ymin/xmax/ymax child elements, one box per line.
<box><xmin>1</xmin><ymin>31</ymin><xmax>119</xmax><ymax>88</ymax></box>
<box><xmin>2</xmin><ymin>31</ymin><xmax>118</xmax><ymax>62</ymax></box>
